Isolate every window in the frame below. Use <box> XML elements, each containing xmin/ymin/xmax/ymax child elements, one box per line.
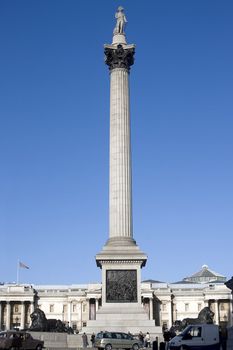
<box><xmin>72</xmin><ymin>304</ymin><xmax>76</xmax><ymax>312</ymax></box>
<box><xmin>162</xmin><ymin>303</ymin><xmax>167</xmax><ymax>311</ymax></box>
<box><xmin>189</xmin><ymin>326</ymin><xmax>202</xmax><ymax>337</ymax></box>
<box><xmin>83</xmin><ymin>304</ymin><xmax>86</xmax><ymax>312</ymax></box>
<box><xmin>121</xmin><ymin>333</ymin><xmax>128</xmax><ymax>339</ymax></box>
<box><xmin>49</xmin><ymin>304</ymin><xmax>54</xmax><ymax>313</ymax></box>
<box><xmin>14</xmin><ymin>305</ymin><xmax>19</xmax><ymax>313</ymax></box>
<box><xmin>185</xmin><ymin>303</ymin><xmax>189</xmax><ymax>312</ymax></box>
<box><xmin>63</xmin><ymin>305</ymin><xmax>67</xmax><ymax>313</ymax></box>
<box><xmin>82</xmin><ymin>322</ymin><xmax>86</xmax><ymax>327</ymax></box>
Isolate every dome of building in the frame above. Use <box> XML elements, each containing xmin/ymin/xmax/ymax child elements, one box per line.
<box><xmin>183</xmin><ymin>265</ymin><xmax>226</xmax><ymax>284</ymax></box>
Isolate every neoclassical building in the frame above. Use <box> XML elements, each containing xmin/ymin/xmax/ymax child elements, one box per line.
<box><xmin>0</xmin><ymin>265</ymin><xmax>232</xmax><ymax>332</ymax></box>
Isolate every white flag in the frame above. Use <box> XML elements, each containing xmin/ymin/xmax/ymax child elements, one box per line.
<box><xmin>19</xmin><ymin>261</ymin><xmax>29</xmax><ymax>269</ymax></box>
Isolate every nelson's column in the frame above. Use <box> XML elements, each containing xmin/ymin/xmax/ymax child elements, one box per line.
<box><xmin>85</xmin><ymin>8</ymin><xmax>161</xmax><ymax>335</ymax></box>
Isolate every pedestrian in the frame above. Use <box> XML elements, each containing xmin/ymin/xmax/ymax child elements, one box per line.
<box><xmin>145</xmin><ymin>332</ymin><xmax>151</xmax><ymax>348</ymax></box>
<box><xmin>169</xmin><ymin>325</ymin><xmax>176</xmax><ymax>339</ymax></box>
<box><xmin>90</xmin><ymin>333</ymin><xmax>95</xmax><ymax>347</ymax></box>
<box><xmin>138</xmin><ymin>331</ymin><xmax>144</xmax><ymax>347</ymax></box>
<box><xmin>82</xmin><ymin>332</ymin><xmax>88</xmax><ymax>348</ymax></box>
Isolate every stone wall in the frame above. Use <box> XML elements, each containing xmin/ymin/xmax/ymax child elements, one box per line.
<box><xmin>29</xmin><ymin>332</ymin><xmax>83</xmax><ymax>348</ymax></box>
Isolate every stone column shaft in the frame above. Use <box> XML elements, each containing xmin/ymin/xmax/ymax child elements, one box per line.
<box><xmin>159</xmin><ymin>304</ymin><xmax>162</xmax><ymax>326</ymax></box>
<box><xmin>20</xmin><ymin>302</ymin><xmax>25</xmax><ymax>329</ymax></box>
<box><xmin>167</xmin><ymin>301</ymin><xmax>172</xmax><ymax>328</ymax></box>
<box><xmin>214</xmin><ymin>300</ymin><xmax>219</xmax><ymax>325</ymax></box>
<box><xmin>6</xmin><ymin>302</ymin><xmax>11</xmax><ymax>330</ymax></box>
<box><xmin>149</xmin><ymin>297</ymin><xmax>153</xmax><ymax>320</ymax></box>
<box><xmin>95</xmin><ymin>298</ymin><xmax>99</xmax><ymax>312</ymax></box>
<box><xmin>80</xmin><ymin>301</ymin><xmax>83</xmax><ymax>327</ymax></box>
<box><xmin>87</xmin><ymin>299</ymin><xmax>90</xmax><ymax>320</ymax></box>
<box><xmin>109</xmin><ymin>67</ymin><xmax>132</xmax><ymax>238</ymax></box>
<box><xmin>30</xmin><ymin>302</ymin><xmax>34</xmax><ymax>314</ymax></box>
<box><xmin>68</xmin><ymin>302</ymin><xmax>72</xmax><ymax>325</ymax></box>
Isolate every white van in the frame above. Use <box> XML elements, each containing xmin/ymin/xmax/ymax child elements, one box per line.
<box><xmin>168</xmin><ymin>323</ymin><xmax>220</xmax><ymax>350</ymax></box>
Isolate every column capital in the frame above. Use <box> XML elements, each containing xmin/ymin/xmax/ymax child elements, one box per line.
<box><xmin>104</xmin><ymin>44</ymin><xmax>135</xmax><ymax>71</ymax></box>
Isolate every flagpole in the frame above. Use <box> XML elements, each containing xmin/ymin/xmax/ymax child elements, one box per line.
<box><xmin>17</xmin><ymin>259</ymin><xmax>19</xmax><ymax>285</ymax></box>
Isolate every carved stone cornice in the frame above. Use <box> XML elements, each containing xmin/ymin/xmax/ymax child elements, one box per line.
<box><xmin>100</xmin><ymin>259</ymin><xmax>145</xmax><ymax>264</ymax></box>
<box><xmin>105</xmin><ymin>44</ymin><xmax>135</xmax><ymax>71</ymax></box>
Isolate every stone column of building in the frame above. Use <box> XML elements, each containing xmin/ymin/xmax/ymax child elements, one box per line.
<box><xmin>30</xmin><ymin>301</ymin><xmax>34</xmax><ymax>314</ymax></box>
<box><xmin>149</xmin><ymin>298</ymin><xmax>153</xmax><ymax>320</ymax></box>
<box><xmin>159</xmin><ymin>304</ymin><xmax>162</xmax><ymax>327</ymax></box>
<box><xmin>167</xmin><ymin>301</ymin><xmax>172</xmax><ymax>328</ymax></box>
<box><xmin>95</xmin><ymin>298</ymin><xmax>99</xmax><ymax>312</ymax></box>
<box><xmin>87</xmin><ymin>299</ymin><xmax>90</xmax><ymax>320</ymax></box>
<box><xmin>80</xmin><ymin>301</ymin><xmax>83</xmax><ymax>328</ymax></box>
<box><xmin>214</xmin><ymin>300</ymin><xmax>219</xmax><ymax>325</ymax></box>
<box><xmin>20</xmin><ymin>302</ymin><xmax>25</xmax><ymax>329</ymax></box>
<box><xmin>68</xmin><ymin>302</ymin><xmax>72</xmax><ymax>326</ymax></box>
<box><xmin>6</xmin><ymin>302</ymin><xmax>11</xmax><ymax>330</ymax></box>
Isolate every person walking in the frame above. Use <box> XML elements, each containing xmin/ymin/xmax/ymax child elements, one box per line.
<box><xmin>82</xmin><ymin>332</ymin><xmax>88</xmax><ymax>348</ymax></box>
<box><xmin>145</xmin><ymin>332</ymin><xmax>151</xmax><ymax>348</ymax></box>
<box><xmin>138</xmin><ymin>331</ymin><xmax>144</xmax><ymax>347</ymax></box>
<box><xmin>90</xmin><ymin>333</ymin><xmax>95</xmax><ymax>347</ymax></box>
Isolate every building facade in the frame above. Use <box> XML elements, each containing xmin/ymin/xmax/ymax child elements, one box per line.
<box><xmin>0</xmin><ymin>266</ymin><xmax>232</xmax><ymax>332</ymax></box>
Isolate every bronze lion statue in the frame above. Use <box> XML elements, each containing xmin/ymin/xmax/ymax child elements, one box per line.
<box><xmin>29</xmin><ymin>307</ymin><xmax>73</xmax><ymax>333</ymax></box>
<box><xmin>30</xmin><ymin>308</ymin><xmax>47</xmax><ymax>331</ymax></box>
<box><xmin>180</xmin><ymin>307</ymin><xmax>214</xmax><ymax>330</ymax></box>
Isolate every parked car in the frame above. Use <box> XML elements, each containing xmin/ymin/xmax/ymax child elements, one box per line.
<box><xmin>94</xmin><ymin>331</ymin><xmax>140</xmax><ymax>350</ymax></box>
<box><xmin>0</xmin><ymin>331</ymin><xmax>44</xmax><ymax>350</ymax></box>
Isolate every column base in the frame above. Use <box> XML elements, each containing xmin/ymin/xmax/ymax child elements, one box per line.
<box><xmin>96</xmin><ymin>237</ymin><xmax>147</xmax><ymax>268</ymax></box>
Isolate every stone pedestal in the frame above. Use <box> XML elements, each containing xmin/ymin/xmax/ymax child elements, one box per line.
<box><xmin>112</xmin><ymin>34</ymin><xmax>126</xmax><ymax>45</ymax></box>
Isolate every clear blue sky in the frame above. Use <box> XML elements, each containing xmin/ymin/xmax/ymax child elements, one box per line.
<box><xmin>0</xmin><ymin>1</ymin><xmax>232</xmax><ymax>285</ymax></box>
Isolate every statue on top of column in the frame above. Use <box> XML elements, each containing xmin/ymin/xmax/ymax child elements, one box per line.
<box><xmin>113</xmin><ymin>6</ymin><xmax>127</xmax><ymax>35</ymax></box>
